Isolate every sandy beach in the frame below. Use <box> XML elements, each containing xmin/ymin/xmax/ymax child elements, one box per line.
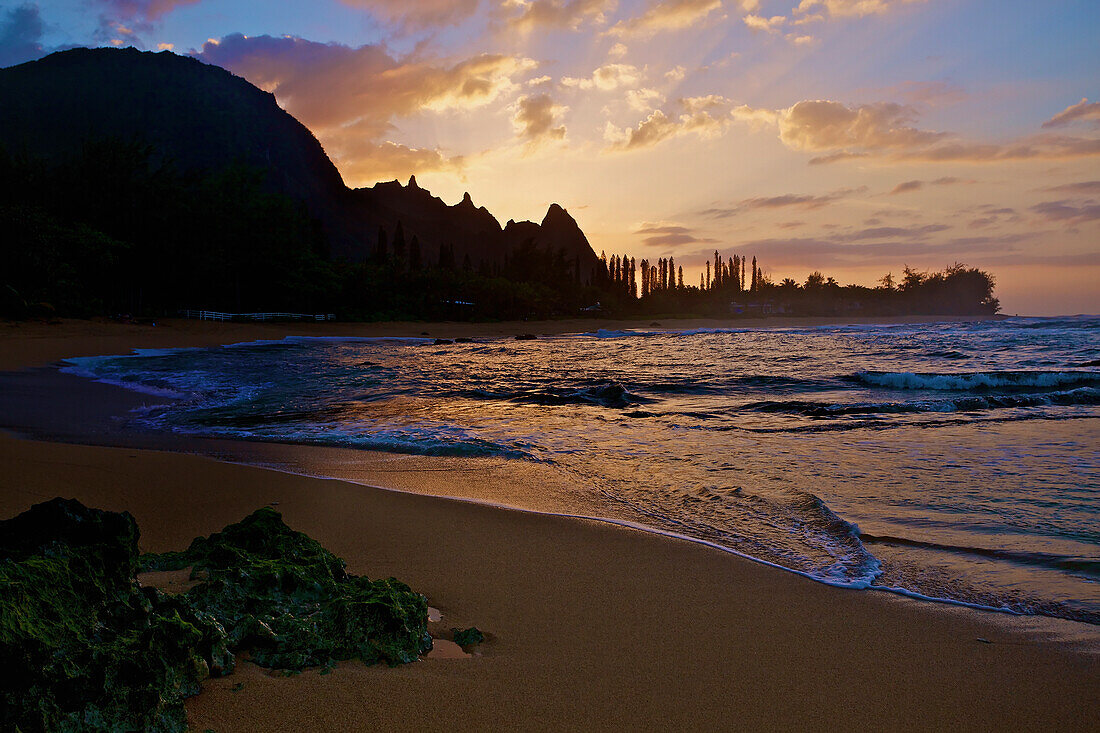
<box><xmin>1</xmin><ymin>316</ymin><xmax>1096</xmax><ymax>731</ymax></box>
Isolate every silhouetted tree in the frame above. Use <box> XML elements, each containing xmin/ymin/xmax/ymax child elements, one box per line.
<box><xmin>375</xmin><ymin>226</ymin><xmax>388</xmax><ymax>262</ymax></box>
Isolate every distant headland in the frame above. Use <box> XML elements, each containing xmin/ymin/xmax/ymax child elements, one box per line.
<box><xmin>0</xmin><ymin>48</ymin><xmax>998</xmax><ymax>321</ymax></box>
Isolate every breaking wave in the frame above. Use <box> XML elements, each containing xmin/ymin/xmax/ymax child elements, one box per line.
<box><xmin>853</xmin><ymin>370</ymin><xmax>1100</xmax><ymax>392</ymax></box>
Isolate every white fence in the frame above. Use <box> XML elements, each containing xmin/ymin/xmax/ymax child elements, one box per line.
<box><xmin>178</xmin><ymin>310</ymin><xmax>335</xmax><ymax>322</ymax></box>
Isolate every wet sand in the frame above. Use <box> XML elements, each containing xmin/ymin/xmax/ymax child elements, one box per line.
<box><xmin>0</xmin><ymin>317</ymin><xmax>1095</xmax><ymax>731</ymax></box>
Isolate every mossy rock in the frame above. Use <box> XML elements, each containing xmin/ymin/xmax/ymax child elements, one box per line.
<box><xmin>0</xmin><ymin>498</ymin><xmax>227</xmax><ymax>732</ymax></box>
<box><xmin>1</xmin><ymin>500</ymin><xmax>433</xmax><ymax>732</ymax></box>
<box><xmin>141</xmin><ymin>507</ymin><xmax>432</xmax><ymax>670</ymax></box>
<box><xmin>452</xmin><ymin>627</ymin><xmax>485</xmax><ymax>648</ymax></box>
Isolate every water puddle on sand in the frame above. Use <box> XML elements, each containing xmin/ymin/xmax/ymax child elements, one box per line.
<box><xmin>424</xmin><ymin>606</ymin><xmax>474</xmax><ymax>659</ymax></box>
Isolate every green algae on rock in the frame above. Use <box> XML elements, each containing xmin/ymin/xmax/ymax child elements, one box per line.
<box><xmin>139</xmin><ymin>507</ymin><xmax>432</xmax><ymax>669</ymax></box>
<box><xmin>0</xmin><ymin>498</ymin><xmax>229</xmax><ymax>733</ymax></box>
<box><xmin>1</xmin><ymin>500</ymin><xmax>434</xmax><ymax>732</ymax></box>
<box><xmin>452</xmin><ymin>627</ymin><xmax>485</xmax><ymax>648</ymax></box>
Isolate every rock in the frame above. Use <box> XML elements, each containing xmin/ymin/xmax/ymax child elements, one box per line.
<box><xmin>0</xmin><ymin>498</ymin><xmax>228</xmax><ymax>733</ymax></box>
<box><xmin>140</xmin><ymin>507</ymin><xmax>432</xmax><ymax>669</ymax></box>
<box><xmin>0</xmin><ymin>499</ymin><xmax>437</xmax><ymax>732</ymax></box>
<box><xmin>452</xmin><ymin>627</ymin><xmax>485</xmax><ymax>648</ymax></box>
<box><xmin>434</xmin><ymin>338</ymin><xmax>454</xmax><ymax>345</ymax></box>
<box><xmin>515</xmin><ymin>333</ymin><xmax>537</xmax><ymax>340</ymax></box>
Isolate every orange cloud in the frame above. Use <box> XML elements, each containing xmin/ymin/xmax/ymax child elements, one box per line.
<box><xmin>328</xmin><ymin>135</ymin><xmax>465</xmax><ymax>183</ymax></box>
<box><xmin>198</xmin><ymin>34</ymin><xmax>535</xmax><ymax>130</ymax></box>
<box><xmin>561</xmin><ymin>63</ymin><xmax>641</xmax><ymax>90</ymax></box>
<box><xmin>1042</xmin><ymin>98</ymin><xmax>1100</xmax><ymax>128</ymax></box>
<box><xmin>608</xmin><ymin>0</ymin><xmax>723</xmax><ymax>36</ymax></box>
<box><xmin>506</xmin><ymin>0</ymin><xmax>616</xmax><ymax>31</ymax></box>
<box><xmin>794</xmin><ymin>0</ymin><xmax>925</xmax><ymax>18</ymax></box>
<box><xmin>337</xmin><ymin>0</ymin><xmax>482</xmax><ymax>28</ymax></box>
<box><xmin>732</xmin><ymin>98</ymin><xmax>1100</xmax><ymax>164</ymax></box>
<box><xmin>777</xmin><ymin>100</ymin><xmax>947</xmax><ymax>152</ymax></box>
<box><xmin>196</xmin><ymin>34</ymin><xmax>537</xmax><ymax>183</ymax></box>
<box><xmin>605</xmin><ymin>105</ymin><xmax>728</xmax><ymax>151</ymax></box>
<box><xmin>743</xmin><ymin>14</ymin><xmax>786</xmax><ymax>32</ymax></box>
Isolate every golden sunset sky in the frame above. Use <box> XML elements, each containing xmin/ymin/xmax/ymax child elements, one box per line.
<box><xmin>4</xmin><ymin>0</ymin><xmax>1098</xmax><ymax>313</ymax></box>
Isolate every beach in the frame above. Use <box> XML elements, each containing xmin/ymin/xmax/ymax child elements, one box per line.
<box><xmin>1</xmin><ymin>317</ymin><xmax>1096</xmax><ymax>731</ymax></box>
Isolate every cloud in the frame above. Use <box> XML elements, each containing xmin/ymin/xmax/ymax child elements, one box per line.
<box><xmin>1030</xmin><ymin>200</ymin><xmax>1100</xmax><ymax>224</ymax></box>
<box><xmin>605</xmin><ymin>105</ymin><xmax>728</xmax><ymax>151</ymax></box>
<box><xmin>634</xmin><ymin>222</ymin><xmax>718</xmax><ymax>247</ymax></box>
<box><xmin>561</xmin><ymin>63</ymin><xmax>640</xmax><ymax>90</ymax></box>
<box><xmin>785</xmin><ymin>33</ymin><xmax>816</xmax><ymax>45</ymax></box>
<box><xmin>890</xmin><ymin>176</ymin><xmax>970</xmax><ymax>194</ymax></box>
<box><xmin>1042</xmin><ymin>98</ymin><xmax>1100</xmax><ymax>129</ymax></box>
<box><xmin>626</xmin><ymin>87</ymin><xmax>663</xmax><ymax>111</ymax></box>
<box><xmin>95</xmin><ymin>0</ymin><xmax>199</xmax><ymax>21</ymax></box>
<box><xmin>846</xmin><ymin>223</ymin><xmax>949</xmax><ymax>240</ymax></box>
<box><xmin>327</xmin><ymin>135</ymin><xmax>465</xmax><ymax>182</ymax></box>
<box><xmin>890</xmin><ymin>180</ymin><xmax>922</xmax><ymax>194</ymax></box>
<box><xmin>685</xmin><ymin>232</ymin><xmax>1030</xmax><ymax>269</ymax></box>
<box><xmin>794</xmin><ymin>0</ymin><xmax>926</xmax><ymax>19</ymax></box>
<box><xmin>337</xmin><ymin>0</ymin><xmax>482</xmax><ymax>28</ymax></box>
<box><xmin>732</xmin><ymin>98</ymin><xmax>1100</xmax><ymax>163</ymax></box>
<box><xmin>777</xmin><ymin>100</ymin><xmax>947</xmax><ymax>152</ymax></box>
<box><xmin>1043</xmin><ymin>180</ymin><xmax>1100</xmax><ymax>195</ymax></box>
<box><xmin>0</xmin><ymin>3</ymin><xmax>44</xmax><ymax>67</ymax></box>
<box><xmin>700</xmin><ymin>186</ymin><xmax>866</xmax><ymax>217</ymax></box>
<box><xmin>680</xmin><ymin>94</ymin><xmax>728</xmax><ymax>114</ymax></box>
<box><xmin>602</xmin><ymin>96</ymin><xmax>740</xmax><ymax>152</ymax></box>
<box><xmin>512</xmin><ymin>93</ymin><xmax>567</xmax><ymax>145</ymax></box>
<box><xmin>608</xmin><ymin>0</ymin><xmax>723</xmax><ymax>36</ymax></box>
<box><xmin>197</xmin><ymin>34</ymin><xmax>535</xmax><ymax>131</ymax></box>
<box><xmin>196</xmin><ymin>34</ymin><xmax>537</xmax><ymax>183</ymax></box>
<box><xmin>743</xmin><ymin>14</ymin><xmax>785</xmax><ymax>32</ymax></box>
<box><xmin>506</xmin><ymin>0</ymin><xmax>616</xmax><ymax>31</ymax></box>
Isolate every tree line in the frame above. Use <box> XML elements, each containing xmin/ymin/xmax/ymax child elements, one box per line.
<box><xmin>591</xmin><ymin>249</ymin><xmax>999</xmax><ymax>316</ymax></box>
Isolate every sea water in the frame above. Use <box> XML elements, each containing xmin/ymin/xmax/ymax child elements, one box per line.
<box><xmin>63</xmin><ymin>317</ymin><xmax>1100</xmax><ymax>623</ymax></box>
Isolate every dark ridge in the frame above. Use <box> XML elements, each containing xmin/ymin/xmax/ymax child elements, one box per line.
<box><xmin>0</xmin><ymin>47</ymin><xmax>601</xmax><ymax>275</ymax></box>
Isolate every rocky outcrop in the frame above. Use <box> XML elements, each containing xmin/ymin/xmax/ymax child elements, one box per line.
<box><xmin>0</xmin><ymin>499</ymin><xmax>432</xmax><ymax>731</ymax></box>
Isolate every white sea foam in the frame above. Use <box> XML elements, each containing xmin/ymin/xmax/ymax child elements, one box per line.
<box><xmin>856</xmin><ymin>370</ymin><xmax>1099</xmax><ymax>391</ymax></box>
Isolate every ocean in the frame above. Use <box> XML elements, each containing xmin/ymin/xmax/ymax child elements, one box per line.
<box><xmin>62</xmin><ymin>316</ymin><xmax>1100</xmax><ymax>623</ymax></box>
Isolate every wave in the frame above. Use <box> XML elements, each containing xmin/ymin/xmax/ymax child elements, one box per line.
<box><xmin>853</xmin><ymin>370</ymin><xmax>1100</xmax><ymax>392</ymax></box>
<box><xmin>158</xmin><ymin>421</ymin><xmax>528</xmax><ymax>459</ymax></box>
<box><xmin>450</xmin><ymin>381</ymin><xmax>647</xmax><ymax>408</ymax></box>
<box><xmin>743</xmin><ymin>386</ymin><xmax>1100</xmax><ymax>417</ymax></box>
<box><xmin>787</xmin><ymin>491</ymin><xmax>883</xmax><ymax>585</ymax></box>
<box><xmin>860</xmin><ymin>533</ymin><xmax>1100</xmax><ymax>578</ymax></box>
<box><xmin>59</xmin><ymin>362</ymin><xmax>191</xmax><ymax>399</ymax></box>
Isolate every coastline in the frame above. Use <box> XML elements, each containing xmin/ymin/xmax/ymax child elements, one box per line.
<box><xmin>1</xmin><ymin>316</ymin><xmax>1097</xmax><ymax>730</ymax></box>
<box><xmin>0</xmin><ymin>313</ymin><xmax>1000</xmax><ymax>371</ymax></box>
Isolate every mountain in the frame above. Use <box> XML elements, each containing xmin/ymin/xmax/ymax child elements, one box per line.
<box><xmin>0</xmin><ymin>47</ymin><xmax>601</xmax><ymax>282</ymax></box>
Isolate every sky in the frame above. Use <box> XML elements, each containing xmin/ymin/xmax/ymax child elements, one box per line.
<box><xmin>2</xmin><ymin>0</ymin><xmax>1098</xmax><ymax>314</ymax></box>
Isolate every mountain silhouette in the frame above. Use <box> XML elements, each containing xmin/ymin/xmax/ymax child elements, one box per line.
<box><xmin>0</xmin><ymin>47</ymin><xmax>600</xmax><ymax>282</ymax></box>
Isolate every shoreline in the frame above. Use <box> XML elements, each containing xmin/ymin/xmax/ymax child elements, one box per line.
<box><xmin>2</xmin><ymin>313</ymin><xmax>1001</xmax><ymax>370</ymax></box>
<box><xmin>2</xmin><ymin>433</ymin><xmax>1097</xmax><ymax>730</ymax></box>
<box><xmin>1</xmin><ymin>317</ymin><xmax>1097</xmax><ymax>729</ymax></box>
<box><xmin>5</xmin><ymin>360</ymin><xmax>1098</xmax><ymax>628</ymax></box>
